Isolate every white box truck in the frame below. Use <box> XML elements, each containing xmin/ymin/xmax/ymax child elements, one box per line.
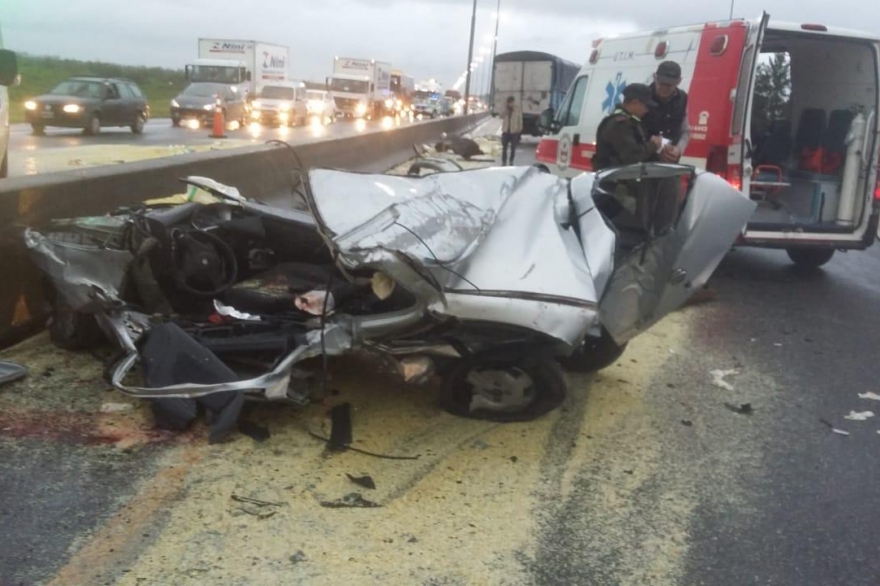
<box><xmin>0</xmin><ymin>25</ymin><xmax>18</xmax><ymax>178</ymax></box>
<box><xmin>328</xmin><ymin>57</ymin><xmax>392</xmax><ymax>119</ymax></box>
<box><xmin>185</xmin><ymin>39</ymin><xmax>290</xmax><ymax>99</ymax></box>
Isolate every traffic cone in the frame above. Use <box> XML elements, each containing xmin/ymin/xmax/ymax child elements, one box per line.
<box><xmin>210</xmin><ymin>95</ymin><xmax>226</xmax><ymax>139</ymax></box>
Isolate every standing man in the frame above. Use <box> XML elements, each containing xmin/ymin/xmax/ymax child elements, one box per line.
<box><xmin>501</xmin><ymin>96</ymin><xmax>523</xmax><ymax>166</ymax></box>
<box><xmin>593</xmin><ymin>83</ymin><xmax>662</xmax><ymax>171</ymax></box>
<box><xmin>642</xmin><ymin>61</ymin><xmax>689</xmax><ymax>163</ymax></box>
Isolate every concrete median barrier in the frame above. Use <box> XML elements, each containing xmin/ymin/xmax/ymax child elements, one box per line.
<box><xmin>0</xmin><ymin>113</ymin><xmax>489</xmax><ymax>346</ymax></box>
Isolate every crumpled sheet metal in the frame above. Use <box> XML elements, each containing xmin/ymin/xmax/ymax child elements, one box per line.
<box><xmin>24</xmin><ymin>228</ymin><xmax>133</xmax><ymax>312</ymax></box>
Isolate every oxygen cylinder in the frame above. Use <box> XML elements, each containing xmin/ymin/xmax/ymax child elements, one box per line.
<box><xmin>837</xmin><ymin>111</ymin><xmax>867</xmax><ymax>226</ymax></box>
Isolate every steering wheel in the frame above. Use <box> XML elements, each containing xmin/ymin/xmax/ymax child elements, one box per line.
<box><xmin>170</xmin><ymin>229</ymin><xmax>238</xmax><ymax>298</ymax></box>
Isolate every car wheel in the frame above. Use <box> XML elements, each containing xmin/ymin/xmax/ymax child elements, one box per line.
<box><xmin>84</xmin><ymin>113</ymin><xmax>101</xmax><ymax>136</ymax></box>
<box><xmin>31</xmin><ymin>123</ymin><xmax>45</xmax><ymax>135</ymax></box>
<box><xmin>131</xmin><ymin>112</ymin><xmax>146</xmax><ymax>134</ymax></box>
<box><xmin>171</xmin><ymin>117</ymin><xmax>181</xmax><ymax>128</ymax></box>
<box><xmin>0</xmin><ymin>151</ymin><xmax>7</xmax><ymax>179</ymax></box>
<box><xmin>48</xmin><ymin>288</ymin><xmax>106</xmax><ymax>351</ymax></box>
<box><xmin>786</xmin><ymin>247</ymin><xmax>835</xmax><ymax>270</ymax></box>
<box><xmin>559</xmin><ymin>329</ymin><xmax>627</xmax><ymax>373</ymax></box>
<box><xmin>442</xmin><ymin>355</ymin><xmax>567</xmax><ymax>422</ymax></box>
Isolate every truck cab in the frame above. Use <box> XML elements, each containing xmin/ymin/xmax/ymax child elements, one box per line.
<box><xmin>536</xmin><ymin>15</ymin><xmax>880</xmax><ymax>269</ymax></box>
<box><xmin>186</xmin><ymin>58</ymin><xmax>251</xmax><ymax>99</ymax></box>
<box><xmin>329</xmin><ymin>74</ymin><xmax>371</xmax><ymax>119</ymax></box>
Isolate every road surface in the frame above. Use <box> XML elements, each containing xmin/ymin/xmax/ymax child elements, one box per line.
<box><xmin>1</xmin><ymin>142</ymin><xmax>879</xmax><ymax>586</ymax></box>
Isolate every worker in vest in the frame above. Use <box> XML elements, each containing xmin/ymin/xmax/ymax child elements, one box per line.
<box><xmin>501</xmin><ymin>96</ymin><xmax>524</xmax><ymax>166</ymax></box>
<box><xmin>642</xmin><ymin>61</ymin><xmax>689</xmax><ymax>163</ymax></box>
<box><xmin>593</xmin><ymin>83</ymin><xmax>663</xmax><ymax>171</ymax></box>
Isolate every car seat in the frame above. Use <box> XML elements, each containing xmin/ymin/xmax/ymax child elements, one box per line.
<box><xmin>820</xmin><ymin>109</ymin><xmax>854</xmax><ymax>174</ymax></box>
<box><xmin>754</xmin><ymin>119</ymin><xmax>793</xmax><ymax>169</ymax></box>
<box><xmin>795</xmin><ymin>108</ymin><xmax>827</xmax><ymax>153</ymax></box>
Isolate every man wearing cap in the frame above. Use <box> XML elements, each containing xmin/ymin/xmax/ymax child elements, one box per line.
<box><xmin>642</xmin><ymin>61</ymin><xmax>689</xmax><ymax>163</ymax></box>
<box><xmin>593</xmin><ymin>83</ymin><xmax>663</xmax><ymax>171</ymax></box>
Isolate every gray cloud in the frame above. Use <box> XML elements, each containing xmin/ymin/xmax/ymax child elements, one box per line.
<box><xmin>5</xmin><ymin>0</ymin><xmax>880</xmax><ymax>90</ymax></box>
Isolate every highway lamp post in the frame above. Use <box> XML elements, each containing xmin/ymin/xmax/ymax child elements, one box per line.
<box><xmin>463</xmin><ymin>0</ymin><xmax>478</xmax><ymax>114</ymax></box>
<box><xmin>488</xmin><ymin>0</ymin><xmax>501</xmax><ymax>111</ymax></box>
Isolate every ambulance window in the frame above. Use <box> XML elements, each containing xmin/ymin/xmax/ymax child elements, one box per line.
<box><xmin>731</xmin><ymin>45</ymin><xmax>755</xmax><ymax>135</ymax></box>
<box><xmin>558</xmin><ymin>75</ymin><xmax>588</xmax><ymax>127</ymax></box>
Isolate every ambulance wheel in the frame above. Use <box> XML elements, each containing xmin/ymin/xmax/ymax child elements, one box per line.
<box><xmin>786</xmin><ymin>247</ymin><xmax>835</xmax><ymax>270</ymax></box>
<box><xmin>442</xmin><ymin>355</ymin><xmax>567</xmax><ymax>422</ymax></box>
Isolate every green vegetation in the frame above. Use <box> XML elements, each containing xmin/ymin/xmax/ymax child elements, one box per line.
<box><xmin>10</xmin><ymin>54</ymin><xmax>187</xmax><ymax>123</ymax></box>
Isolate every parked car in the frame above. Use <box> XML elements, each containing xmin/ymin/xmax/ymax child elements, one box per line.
<box><xmin>250</xmin><ymin>82</ymin><xmax>308</xmax><ymax>127</ymax></box>
<box><xmin>25</xmin><ymin>163</ymin><xmax>754</xmax><ymax>437</ymax></box>
<box><xmin>306</xmin><ymin>89</ymin><xmax>337</xmax><ymax>124</ymax></box>
<box><xmin>171</xmin><ymin>82</ymin><xmax>248</xmax><ymax>129</ymax></box>
<box><xmin>24</xmin><ymin>77</ymin><xmax>149</xmax><ymax>135</ymax></box>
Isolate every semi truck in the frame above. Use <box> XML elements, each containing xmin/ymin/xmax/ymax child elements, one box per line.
<box><xmin>390</xmin><ymin>70</ymin><xmax>415</xmax><ymax>113</ymax></box>
<box><xmin>328</xmin><ymin>57</ymin><xmax>392</xmax><ymax>119</ymax></box>
<box><xmin>492</xmin><ymin>50</ymin><xmax>579</xmax><ymax>136</ymax></box>
<box><xmin>185</xmin><ymin>39</ymin><xmax>290</xmax><ymax>99</ymax></box>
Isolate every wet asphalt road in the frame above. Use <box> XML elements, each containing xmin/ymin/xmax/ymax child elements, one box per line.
<box><xmin>1</xmin><ymin>142</ymin><xmax>880</xmax><ymax>585</ymax></box>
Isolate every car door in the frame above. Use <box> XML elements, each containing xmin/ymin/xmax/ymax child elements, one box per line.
<box><xmin>595</xmin><ymin>164</ymin><xmax>757</xmax><ymax>345</ymax></box>
<box><xmin>553</xmin><ymin>75</ymin><xmax>590</xmax><ymax>178</ymax></box>
<box><xmin>117</xmin><ymin>83</ymin><xmax>139</xmax><ymax>124</ymax></box>
<box><xmin>126</xmin><ymin>83</ymin><xmax>148</xmax><ymax>119</ymax></box>
<box><xmin>101</xmin><ymin>83</ymin><xmax>126</xmax><ymax>125</ymax></box>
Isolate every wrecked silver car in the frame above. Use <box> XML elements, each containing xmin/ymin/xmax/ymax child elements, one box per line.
<box><xmin>24</xmin><ymin>164</ymin><xmax>755</xmax><ymax>438</ymax></box>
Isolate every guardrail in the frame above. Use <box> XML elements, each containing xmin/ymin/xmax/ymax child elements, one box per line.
<box><xmin>0</xmin><ymin>113</ymin><xmax>489</xmax><ymax>346</ymax></box>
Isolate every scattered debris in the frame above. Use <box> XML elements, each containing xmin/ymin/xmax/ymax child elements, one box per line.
<box><xmin>509</xmin><ymin>456</ymin><xmax>519</xmax><ymax>463</ymax></box>
<box><xmin>0</xmin><ymin>361</ymin><xmax>27</xmax><ymax>386</ymax></box>
<box><xmin>773</xmin><ymin>343</ymin><xmax>783</xmax><ymax>347</ymax></box>
<box><xmin>231</xmin><ymin>495</ymin><xmax>283</xmax><ymax>507</ymax></box>
<box><xmin>844</xmin><ymin>411</ymin><xmax>875</xmax><ymax>421</ymax></box>
<box><xmin>407</xmin><ymin>536</ymin><xmax>419</xmax><ymax>543</ymax></box>
<box><xmin>623</xmin><ymin>470</ymin><xmax>634</xmax><ymax>475</ymax></box>
<box><xmin>858</xmin><ymin>392</ymin><xmax>880</xmax><ymax>402</ymax></box>
<box><xmin>289</xmin><ymin>551</ymin><xmax>308</xmax><ymax>564</ymax></box>
<box><xmin>238</xmin><ymin>420</ymin><xmax>271</xmax><ymax>443</ymax></box>
<box><xmin>724</xmin><ymin>402</ymin><xmax>754</xmax><ymax>415</ymax></box>
<box><xmin>471</xmin><ymin>439</ymin><xmax>490</xmax><ymax>450</ymax></box>
<box><xmin>99</xmin><ymin>403</ymin><xmax>133</xmax><ymax>414</ymax></box>
<box><xmin>231</xmin><ymin>494</ymin><xmax>282</xmax><ymax>518</ymax></box>
<box><xmin>710</xmin><ymin>369</ymin><xmax>739</xmax><ymax>391</ymax></box>
<box><xmin>681</xmin><ymin>419</ymin><xmax>694</xmax><ymax>427</ymax></box>
<box><xmin>328</xmin><ymin>403</ymin><xmax>353</xmax><ymax>451</ymax></box>
<box><xmin>308</xmin><ymin>430</ymin><xmax>420</xmax><ymax>461</ymax></box>
<box><xmin>319</xmin><ymin>493</ymin><xmax>382</xmax><ymax>508</ymax></box>
<box><xmin>346</xmin><ymin>473</ymin><xmax>377</xmax><ymax>490</ymax></box>
<box><xmin>819</xmin><ymin>418</ymin><xmax>851</xmax><ymax>436</ymax></box>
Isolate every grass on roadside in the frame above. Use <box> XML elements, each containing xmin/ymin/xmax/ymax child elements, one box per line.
<box><xmin>9</xmin><ymin>54</ymin><xmax>188</xmax><ymax>124</ymax></box>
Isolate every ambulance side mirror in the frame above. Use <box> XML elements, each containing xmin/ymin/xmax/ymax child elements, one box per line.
<box><xmin>538</xmin><ymin>107</ymin><xmax>557</xmax><ymax>133</ymax></box>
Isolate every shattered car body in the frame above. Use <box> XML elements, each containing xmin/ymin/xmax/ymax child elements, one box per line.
<box><xmin>25</xmin><ymin>164</ymin><xmax>755</xmax><ymax>430</ymax></box>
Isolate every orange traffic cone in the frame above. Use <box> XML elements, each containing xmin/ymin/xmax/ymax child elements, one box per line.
<box><xmin>210</xmin><ymin>95</ymin><xmax>226</xmax><ymax>138</ymax></box>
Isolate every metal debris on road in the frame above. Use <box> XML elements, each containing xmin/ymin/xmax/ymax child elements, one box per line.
<box><xmin>710</xmin><ymin>369</ymin><xmax>739</xmax><ymax>391</ymax></box>
<box><xmin>858</xmin><ymin>392</ymin><xmax>880</xmax><ymax>401</ymax></box>
<box><xmin>346</xmin><ymin>473</ymin><xmax>377</xmax><ymax>490</ymax></box>
<box><xmin>724</xmin><ymin>402</ymin><xmax>754</xmax><ymax>415</ymax></box>
<box><xmin>328</xmin><ymin>403</ymin><xmax>353</xmax><ymax>451</ymax></box>
<box><xmin>231</xmin><ymin>495</ymin><xmax>284</xmax><ymax>507</ymax></box>
<box><xmin>319</xmin><ymin>493</ymin><xmax>382</xmax><ymax>508</ymax></box>
<box><xmin>819</xmin><ymin>418</ymin><xmax>851</xmax><ymax>436</ymax></box>
<box><xmin>0</xmin><ymin>361</ymin><xmax>27</xmax><ymax>386</ymax></box>
<box><xmin>289</xmin><ymin>551</ymin><xmax>308</xmax><ymax>564</ymax></box>
<box><xmin>844</xmin><ymin>411</ymin><xmax>875</xmax><ymax>421</ymax></box>
<box><xmin>231</xmin><ymin>494</ymin><xmax>284</xmax><ymax>519</ymax></box>
<box><xmin>681</xmin><ymin>419</ymin><xmax>694</xmax><ymax>427</ymax></box>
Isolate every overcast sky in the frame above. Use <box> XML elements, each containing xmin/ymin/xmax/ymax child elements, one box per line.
<box><xmin>5</xmin><ymin>0</ymin><xmax>880</xmax><ymax>90</ymax></box>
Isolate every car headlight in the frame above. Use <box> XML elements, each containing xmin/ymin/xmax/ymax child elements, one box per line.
<box><xmin>62</xmin><ymin>104</ymin><xmax>82</xmax><ymax>114</ymax></box>
<box><xmin>308</xmin><ymin>100</ymin><xmax>323</xmax><ymax>112</ymax></box>
<box><xmin>251</xmin><ymin>110</ymin><xmax>260</xmax><ymax>120</ymax></box>
<box><xmin>279</xmin><ymin>104</ymin><xmax>290</xmax><ymax>112</ymax></box>
<box><xmin>203</xmin><ymin>104</ymin><xmax>214</xmax><ymax>111</ymax></box>
<box><xmin>251</xmin><ymin>100</ymin><xmax>261</xmax><ymax>109</ymax></box>
<box><xmin>279</xmin><ymin>112</ymin><xmax>289</xmax><ymax>121</ymax></box>
<box><xmin>355</xmin><ymin>102</ymin><xmax>368</xmax><ymax>115</ymax></box>
<box><xmin>384</xmin><ymin>98</ymin><xmax>393</xmax><ymax>109</ymax></box>
<box><xmin>170</xmin><ymin>99</ymin><xmax>179</xmax><ymax>108</ymax></box>
<box><xmin>25</xmin><ymin>100</ymin><xmax>37</xmax><ymax>111</ymax></box>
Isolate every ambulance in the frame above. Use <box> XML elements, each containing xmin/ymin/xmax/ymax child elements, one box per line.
<box><xmin>536</xmin><ymin>14</ymin><xmax>880</xmax><ymax>268</ymax></box>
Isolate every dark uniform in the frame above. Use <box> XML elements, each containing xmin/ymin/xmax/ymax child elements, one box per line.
<box><xmin>642</xmin><ymin>85</ymin><xmax>689</xmax><ymax>146</ymax></box>
<box><xmin>593</xmin><ymin>108</ymin><xmax>660</xmax><ymax>171</ymax></box>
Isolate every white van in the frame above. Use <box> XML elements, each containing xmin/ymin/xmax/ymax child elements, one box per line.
<box><xmin>0</xmin><ymin>27</ymin><xmax>19</xmax><ymax>178</ymax></box>
<box><xmin>536</xmin><ymin>14</ymin><xmax>880</xmax><ymax>268</ymax></box>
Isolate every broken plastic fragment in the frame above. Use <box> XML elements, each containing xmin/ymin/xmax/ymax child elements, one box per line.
<box><xmin>214</xmin><ymin>300</ymin><xmax>261</xmax><ymax>321</ymax></box>
<box><xmin>844</xmin><ymin>411</ymin><xmax>875</xmax><ymax>421</ymax></box>
<box><xmin>396</xmin><ymin>356</ymin><xmax>435</xmax><ymax>384</ymax></box>
<box><xmin>858</xmin><ymin>392</ymin><xmax>880</xmax><ymax>402</ymax></box>
<box><xmin>295</xmin><ymin>290</ymin><xmax>335</xmax><ymax>316</ymax></box>
<box><xmin>319</xmin><ymin>493</ymin><xmax>381</xmax><ymax>508</ymax></box>
<box><xmin>710</xmin><ymin>369</ymin><xmax>739</xmax><ymax>391</ymax></box>
<box><xmin>371</xmin><ymin>272</ymin><xmax>396</xmax><ymax>300</ymax></box>
<box><xmin>0</xmin><ymin>361</ymin><xmax>28</xmax><ymax>386</ymax></box>
<box><xmin>100</xmin><ymin>403</ymin><xmax>133</xmax><ymax>414</ymax></box>
<box><xmin>346</xmin><ymin>473</ymin><xmax>377</xmax><ymax>490</ymax></box>
<box><xmin>832</xmin><ymin>428</ymin><xmax>851</xmax><ymax>436</ymax></box>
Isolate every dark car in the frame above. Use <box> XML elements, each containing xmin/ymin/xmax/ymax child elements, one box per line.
<box><xmin>170</xmin><ymin>82</ymin><xmax>248</xmax><ymax>129</ymax></box>
<box><xmin>24</xmin><ymin>77</ymin><xmax>150</xmax><ymax>135</ymax></box>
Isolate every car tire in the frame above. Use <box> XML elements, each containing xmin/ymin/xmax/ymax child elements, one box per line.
<box><xmin>442</xmin><ymin>355</ymin><xmax>567</xmax><ymax>422</ymax></box>
<box><xmin>172</xmin><ymin>117</ymin><xmax>181</xmax><ymax>128</ymax></box>
<box><xmin>84</xmin><ymin>113</ymin><xmax>101</xmax><ymax>136</ymax></box>
<box><xmin>786</xmin><ymin>247</ymin><xmax>835</xmax><ymax>270</ymax></box>
<box><xmin>31</xmin><ymin>123</ymin><xmax>45</xmax><ymax>135</ymax></box>
<box><xmin>559</xmin><ymin>329</ymin><xmax>627</xmax><ymax>373</ymax></box>
<box><xmin>48</xmin><ymin>288</ymin><xmax>106</xmax><ymax>351</ymax></box>
<box><xmin>131</xmin><ymin>112</ymin><xmax>146</xmax><ymax>134</ymax></box>
<box><xmin>0</xmin><ymin>151</ymin><xmax>7</xmax><ymax>179</ymax></box>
